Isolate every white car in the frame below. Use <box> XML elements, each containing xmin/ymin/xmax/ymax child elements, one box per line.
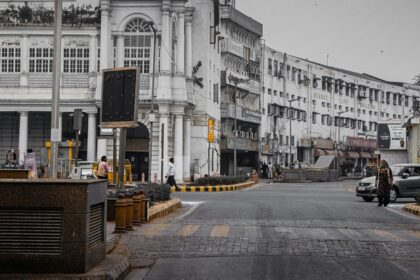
<box><xmin>356</xmin><ymin>164</ymin><xmax>420</xmax><ymax>203</ymax></box>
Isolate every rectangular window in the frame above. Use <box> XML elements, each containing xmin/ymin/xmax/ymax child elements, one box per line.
<box><xmin>124</xmin><ymin>34</ymin><xmax>152</xmax><ymax>74</ymax></box>
<box><xmin>213</xmin><ymin>83</ymin><xmax>219</xmax><ymax>103</ymax></box>
<box><xmin>29</xmin><ymin>47</ymin><xmax>52</xmax><ymax>73</ymax></box>
<box><xmin>273</xmin><ymin>60</ymin><xmax>278</xmax><ymax>76</ymax></box>
<box><xmin>312</xmin><ymin>112</ymin><xmax>317</xmax><ymax>124</ymax></box>
<box><xmin>268</xmin><ymin>58</ymin><xmax>272</xmax><ymax>75</ymax></box>
<box><xmin>63</xmin><ymin>47</ymin><xmax>90</xmax><ymax>73</ymax></box>
<box><xmin>0</xmin><ymin>46</ymin><xmax>21</xmax><ymax>73</ymax></box>
<box><xmin>268</xmin><ymin>89</ymin><xmax>272</xmax><ymax>95</ymax></box>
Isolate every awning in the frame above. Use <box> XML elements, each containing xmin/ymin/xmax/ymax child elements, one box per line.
<box><xmin>314</xmin><ymin>149</ymin><xmax>326</xmax><ymax>157</ymax></box>
<box><xmin>345</xmin><ymin>151</ymin><xmax>360</xmax><ymax>159</ymax></box>
<box><xmin>359</xmin><ymin>152</ymin><xmax>372</xmax><ymax>158</ymax></box>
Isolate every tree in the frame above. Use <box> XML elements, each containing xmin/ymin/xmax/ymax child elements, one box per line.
<box><xmin>413</xmin><ymin>74</ymin><xmax>420</xmax><ymax>86</ymax></box>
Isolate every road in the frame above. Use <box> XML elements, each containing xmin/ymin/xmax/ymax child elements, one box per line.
<box><xmin>122</xmin><ymin>181</ymin><xmax>420</xmax><ymax>280</ymax></box>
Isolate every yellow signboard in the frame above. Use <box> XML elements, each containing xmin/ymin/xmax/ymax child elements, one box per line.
<box><xmin>208</xmin><ymin>119</ymin><xmax>215</xmax><ymax>143</ymax></box>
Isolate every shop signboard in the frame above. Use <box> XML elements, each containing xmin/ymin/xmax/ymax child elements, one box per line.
<box><xmin>346</xmin><ymin>137</ymin><xmax>377</xmax><ymax>150</ymax></box>
<box><xmin>377</xmin><ymin>123</ymin><xmax>407</xmax><ymax>150</ymax></box>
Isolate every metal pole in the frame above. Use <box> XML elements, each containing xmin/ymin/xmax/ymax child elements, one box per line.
<box><xmin>233</xmin><ymin>82</ymin><xmax>238</xmax><ymax>176</ymax></box>
<box><xmin>51</xmin><ymin>0</ymin><xmax>63</xmax><ymax>179</ymax></box>
<box><xmin>118</xmin><ymin>128</ymin><xmax>127</xmax><ymax>189</ymax></box>
<box><xmin>75</xmin><ymin>130</ymin><xmax>79</xmax><ymax>167</ymax></box>
<box><xmin>113</xmin><ymin>128</ymin><xmax>117</xmax><ymax>185</ymax></box>
<box><xmin>289</xmin><ymin>100</ymin><xmax>292</xmax><ymax>167</ymax></box>
<box><xmin>282</xmin><ymin>53</ymin><xmax>287</xmax><ymax>166</ymax></box>
<box><xmin>148</xmin><ymin>24</ymin><xmax>157</xmax><ymax>183</ymax></box>
<box><xmin>160</xmin><ymin>123</ymin><xmax>164</xmax><ymax>183</ymax></box>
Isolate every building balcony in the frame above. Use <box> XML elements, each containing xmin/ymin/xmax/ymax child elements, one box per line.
<box><xmin>221</xmin><ymin>103</ymin><xmax>261</xmax><ymax>124</ymax></box>
<box><xmin>220</xmin><ymin>6</ymin><xmax>263</xmax><ymax>37</ymax></box>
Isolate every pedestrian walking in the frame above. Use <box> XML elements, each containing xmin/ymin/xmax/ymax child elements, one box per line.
<box><xmin>375</xmin><ymin>160</ymin><xmax>393</xmax><ymax>207</ymax></box>
<box><xmin>97</xmin><ymin>156</ymin><xmax>109</xmax><ymax>180</ymax></box>
<box><xmin>268</xmin><ymin>162</ymin><xmax>273</xmax><ymax>179</ymax></box>
<box><xmin>262</xmin><ymin>161</ymin><xmax>268</xmax><ymax>178</ymax></box>
<box><xmin>167</xmin><ymin>158</ymin><xmax>181</xmax><ymax>191</ymax></box>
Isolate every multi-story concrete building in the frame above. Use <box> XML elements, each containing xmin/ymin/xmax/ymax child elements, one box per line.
<box><xmin>261</xmin><ymin>46</ymin><xmax>420</xmax><ymax>171</ymax></box>
<box><xmin>219</xmin><ymin>1</ymin><xmax>262</xmax><ymax>175</ymax></box>
<box><xmin>0</xmin><ymin>0</ymin><xmax>222</xmax><ymax>182</ymax></box>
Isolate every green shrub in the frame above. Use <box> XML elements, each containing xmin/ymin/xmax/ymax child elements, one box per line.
<box><xmin>194</xmin><ymin>175</ymin><xmax>248</xmax><ymax>186</ymax></box>
<box><xmin>138</xmin><ymin>183</ymin><xmax>171</xmax><ymax>202</ymax></box>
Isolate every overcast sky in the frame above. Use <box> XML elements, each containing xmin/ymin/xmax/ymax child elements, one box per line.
<box><xmin>236</xmin><ymin>0</ymin><xmax>420</xmax><ymax>83</ymax></box>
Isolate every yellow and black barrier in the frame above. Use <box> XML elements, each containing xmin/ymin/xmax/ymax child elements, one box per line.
<box><xmin>171</xmin><ymin>181</ymin><xmax>254</xmax><ymax>193</ymax></box>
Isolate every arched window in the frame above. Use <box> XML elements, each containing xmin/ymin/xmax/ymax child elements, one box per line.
<box><xmin>124</xmin><ymin>18</ymin><xmax>152</xmax><ymax>73</ymax></box>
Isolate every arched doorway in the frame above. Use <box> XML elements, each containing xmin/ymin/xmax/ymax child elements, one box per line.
<box><xmin>126</xmin><ymin>123</ymin><xmax>149</xmax><ymax>181</ymax></box>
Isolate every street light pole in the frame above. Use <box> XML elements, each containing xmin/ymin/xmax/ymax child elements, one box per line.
<box><xmin>51</xmin><ymin>0</ymin><xmax>63</xmax><ymax>178</ymax></box>
<box><xmin>288</xmin><ymin>97</ymin><xmax>301</xmax><ymax>167</ymax></box>
<box><xmin>228</xmin><ymin>74</ymin><xmax>249</xmax><ymax>176</ymax></box>
<box><xmin>147</xmin><ymin>21</ymin><xmax>157</xmax><ymax>183</ymax></box>
<box><xmin>336</xmin><ymin>110</ymin><xmax>349</xmax><ymax>171</ymax></box>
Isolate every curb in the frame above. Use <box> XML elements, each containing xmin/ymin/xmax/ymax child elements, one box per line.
<box><xmin>171</xmin><ymin>181</ymin><xmax>254</xmax><ymax>192</ymax></box>
<box><xmin>148</xmin><ymin>198</ymin><xmax>182</xmax><ymax>221</ymax></box>
<box><xmin>403</xmin><ymin>203</ymin><xmax>420</xmax><ymax>217</ymax></box>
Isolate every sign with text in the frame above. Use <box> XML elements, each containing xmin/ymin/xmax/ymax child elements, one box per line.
<box><xmin>208</xmin><ymin>119</ymin><xmax>215</xmax><ymax>143</ymax></box>
<box><xmin>346</xmin><ymin>137</ymin><xmax>377</xmax><ymax>150</ymax></box>
<box><xmin>377</xmin><ymin>123</ymin><xmax>407</xmax><ymax>150</ymax></box>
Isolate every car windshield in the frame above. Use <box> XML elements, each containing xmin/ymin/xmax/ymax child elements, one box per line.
<box><xmin>390</xmin><ymin>166</ymin><xmax>404</xmax><ymax>176</ymax></box>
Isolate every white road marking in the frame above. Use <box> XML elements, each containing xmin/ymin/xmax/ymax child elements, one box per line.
<box><xmin>385</xmin><ymin>206</ymin><xmax>420</xmax><ymax>221</ymax></box>
<box><xmin>174</xmin><ymin>201</ymin><xmax>205</xmax><ymax>220</ymax></box>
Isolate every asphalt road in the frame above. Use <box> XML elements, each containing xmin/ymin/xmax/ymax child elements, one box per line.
<box><xmin>122</xmin><ymin>181</ymin><xmax>420</xmax><ymax>280</ymax></box>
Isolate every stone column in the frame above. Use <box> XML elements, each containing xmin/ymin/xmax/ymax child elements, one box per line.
<box><xmin>183</xmin><ymin>115</ymin><xmax>191</xmax><ymax>181</ymax></box>
<box><xmin>185</xmin><ymin>13</ymin><xmax>193</xmax><ymax>77</ymax></box>
<box><xmin>174</xmin><ymin>114</ymin><xmax>183</xmax><ymax>181</ymax></box>
<box><xmin>159</xmin><ymin>109</ymin><xmax>169</xmax><ymax>182</ymax></box>
<box><xmin>115</xmin><ymin>33</ymin><xmax>125</xmax><ymax>67</ymax></box>
<box><xmin>20</xmin><ymin>34</ymin><xmax>29</xmax><ymax>87</ymax></box>
<box><xmin>176</xmin><ymin>12</ymin><xmax>185</xmax><ymax>74</ymax></box>
<box><xmin>99</xmin><ymin>0</ymin><xmax>110</xmax><ymax>69</ymax></box>
<box><xmin>18</xmin><ymin>112</ymin><xmax>28</xmax><ymax>163</ymax></box>
<box><xmin>89</xmin><ymin>34</ymin><xmax>97</xmax><ymax>73</ymax></box>
<box><xmin>87</xmin><ymin>113</ymin><xmax>97</xmax><ymax>161</ymax></box>
<box><xmin>160</xmin><ymin>3</ymin><xmax>171</xmax><ymax>73</ymax></box>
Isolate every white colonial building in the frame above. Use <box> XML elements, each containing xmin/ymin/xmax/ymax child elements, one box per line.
<box><xmin>0</xmin><ymin>0</ymin><xmax>223</xmax><ymax>182</ymax></box>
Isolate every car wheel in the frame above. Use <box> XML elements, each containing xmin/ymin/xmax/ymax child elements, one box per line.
<box><xmin>389</xmin><ymin>187</ymin><xmax>398</xmax><ymax>203</ymax></box>
<box><xmin>362</xmin><ymin>197</ymin><xmax>374</xmax><ymax>202</ymax></box>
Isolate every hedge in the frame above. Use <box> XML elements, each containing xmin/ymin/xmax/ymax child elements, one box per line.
<box><xmin>108</xmin><ymin>183</ymin><xmax>171</xmax><ymax>203</ymax></box>
<box><xmin>194</xmin><ymin>175</ymin><xmax>248</xmax><ymax>186</ymax></box>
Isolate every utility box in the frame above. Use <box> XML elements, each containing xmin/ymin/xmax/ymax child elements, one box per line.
<box><xmin>0</xmin><ymin>179</ymin><xmax>107</xmax><ymax>273</ymax></box>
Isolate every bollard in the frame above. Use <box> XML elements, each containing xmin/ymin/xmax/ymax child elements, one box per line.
<box><xmin>114</xmin><ymin>193</ymin><xmax>127</xmax><ymax>233</ymax></box>
<box><xmin>125</xmin><ymin>192</ymin><xmax>134</xmax><ymax>231</ymax></box>
<box><xmin>132</xmin><ymin>190</ymin><xmax>141</xmax><ymax>226</ymax></box>
<box><xmin>139</xmin><ymin>190</ymin><xmax>149</xmax><ymax>223</ymax></box>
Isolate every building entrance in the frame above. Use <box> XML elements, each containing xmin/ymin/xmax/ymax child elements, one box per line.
<box><xmin>125</xmin><ymin>123</ymin><xmax>149</xmax><ymax>181</ymax></box>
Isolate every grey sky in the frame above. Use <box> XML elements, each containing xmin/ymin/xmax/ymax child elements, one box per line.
<box><xmin>236</xmin><ymin>0</ymin><xmax>420</xmax><ymax>83</ymax></box>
